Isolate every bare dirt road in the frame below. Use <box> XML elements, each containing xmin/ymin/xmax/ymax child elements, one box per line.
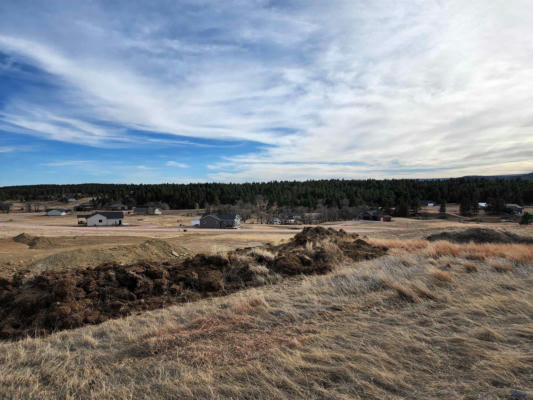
<box><xmin>0</xmin><ymin>221</ymin><xmax>388</xmax><ymax>236</ymax></box>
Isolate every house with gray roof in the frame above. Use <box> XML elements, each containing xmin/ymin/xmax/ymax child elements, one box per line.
<box><xmin>77</xmin><ymin>211</ymin><xmax>124</xmax><ymax>226</ymax></box>
<box><xmin>200</xmin><ymin>213</ymin><xmax>240</xmax><ymax>229</ymax></box>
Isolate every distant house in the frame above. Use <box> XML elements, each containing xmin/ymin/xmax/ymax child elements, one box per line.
<box><xmin>281</xmin><ymin>215</ymin><xmax>302</xmax><ymax>225</ymax></box>
<box><xmin>362</xmin><ymin>210</ymin><xmax>382</xmax><ymax>221</ymax></box>
<box><xmin>75</xmin><ymin>202</ymin><xmax>95</xmax><ymax>212</ymax></box>
<box><xmin>45</xmin><ymin>209</ymin><xmax>71</xmax><ymax>216</ymax></box>
<box><xmin>77</xmin><ymin>211</ymin><xmax>124</xmax><ymax>226</ymax></box>
<box><xmin>110</xmin><ymin>202</ymin><xmax>128</xmax><ymax>211</ymax></box>
<box><xmin>200</xmin><ymin>214</ymin><xmax>240</xmax><ymax>229</ymax></box>
<box><xmin>505</xmin><ymin>204</ymin><xmax>523</xmax><ymax>215</ymax></box>
<box><xmin>134</xmin><ymin>206</ymin><xmax>162</xmax><ymax>215</ymax></box>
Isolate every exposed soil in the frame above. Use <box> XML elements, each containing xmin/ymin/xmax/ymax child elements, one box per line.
<box><xmin>0</xmin><ymin>227</ymin><xmax>387</xmax><ymax>340</ymax></box>
<box><xmin>13</xmin><ymin>233</ymin><xmax>56</xmax><ymax>249</ymax></box>
<box><xmin>427</xmin><ymin>228</ymin><xmax>533</xmax><ymax>244</ymax></box>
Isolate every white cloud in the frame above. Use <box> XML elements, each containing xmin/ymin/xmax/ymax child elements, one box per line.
<box><xmin>42</xmin><ymin>160</ymin><xmax>92</xmax><ymax>167</ymax></box>
<box><xmin>165</xmin><ymin>161</ymin><xmax>189</xmax><ymax>168</ymax></box>
<box><xmin>0</xmin><ymin>0</ymin><xmax>532</xmax><ymax>180</ymax></box>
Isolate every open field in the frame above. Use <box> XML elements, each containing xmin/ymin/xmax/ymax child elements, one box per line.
<box><xmin>2</xmin><ymin>210</ymin><xmax>532</xmax><ymax>276</ymax></box>
<box><xmin>0</xmin><ymin>213</ymin><xmax>532</xmax><ymax>399</ymax></box>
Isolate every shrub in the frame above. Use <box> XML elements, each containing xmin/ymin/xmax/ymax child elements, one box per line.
<box><xmin>519</xmin><ymin>213</ymin><xmax>532</xmax><ymax>225</ymax></box>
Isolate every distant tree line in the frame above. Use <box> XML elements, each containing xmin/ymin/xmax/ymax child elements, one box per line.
<box><xmin>0</xmin><ymin>177</ymin><xmax>532</xmax><ymax>214</ymax></box>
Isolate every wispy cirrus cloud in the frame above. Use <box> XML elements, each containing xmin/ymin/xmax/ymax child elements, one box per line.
<box><xmin>0</xmin><ymin>0</ymin><xmax>532</xmax><ymax>182</ymax></box>
<box><xmin>165</xmin><ymin>161</ymin><xmax>189</xmax><ymax>168</ymax></box>
<box><xmin>42</xmin><ymin>160</ymin><xmax>92</xmax><ymax>167</ymax></box>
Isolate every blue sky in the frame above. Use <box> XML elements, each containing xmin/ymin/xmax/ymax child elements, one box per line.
<box><xmin>1</xmin><ymin>0</ymin><xmax>533</xmax><ymax>185</ymax></box>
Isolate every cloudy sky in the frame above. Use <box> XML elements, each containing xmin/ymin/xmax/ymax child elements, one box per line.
<box><xmin>1</xmin><ymin>0</ymin><xmax>532</xmax><ymax>185</ymax></box>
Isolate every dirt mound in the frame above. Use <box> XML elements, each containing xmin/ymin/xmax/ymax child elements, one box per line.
<box><xmin>288</xmin><ymin>227</ymin><xmax>387</xmax><ymax>263</ymax></box>
<box><xmin>427</xmin><ymin>228</ymin><xmax>533</xmax><ymax>244</ymax></box>
<box><xmin>13</xmin><ymin>233</ymin><xmax>34</xmax><ymax>246</ymax></box>
<box><xmin>292</xmin><ymin>226</ymin><xmax>352</xmax><ymax>245</ymax></box>
<box><xmin>0</xmin><ymin>228</ymin><xmax>387</xmax><ymax>339</ymax></box>
<box><xmin>13</xmin><ymin>233</ymin><xmax>56</xmax><ymax>249</ymax></box>
<box><xmin>29</xmin><ymin>239</ymin><xmax>191</xmax><ymax>274</ymax></box>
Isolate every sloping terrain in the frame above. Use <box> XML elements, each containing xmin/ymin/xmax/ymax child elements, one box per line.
<box><xmin>0</xmin><ymin>228</ymin><xmax>386</xmax><ymax>339</ymax></box>
<box><xmin>26</xmin><ymin>239</ymin><xmax>190</xmax><ymax>274</ymax></box>
<box><xmin>0</xmin><ymin>237</ymin><xmax>531</xmax><ymax>399</ymax></box>
<box><xmin>427</xmin><ymin>228</ymin><xmax>533</xmax><ymax>244</ymax></box>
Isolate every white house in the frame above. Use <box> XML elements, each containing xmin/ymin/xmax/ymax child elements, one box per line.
<box><xmin>46</xmin><ymin>209</ymin><xmax>71</xmax><ymax>216</ymax></box>
<box><xmin>78</xmin><ymin>211</ymin><xmax>124</xmax><ymax>226</ymax></box>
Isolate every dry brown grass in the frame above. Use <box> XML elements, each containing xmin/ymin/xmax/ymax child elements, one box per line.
<box><xmin>430</xmin><ymin>268</ymin><xmax>454</xmax><ymax>283</ymax></box>
<box><xmin>464</xmin><ymin>262</ymin><xmax>479</xmax><ymax>273</ymax></box>
<box><xmin>1</xmin><ymin>235</ymin><xmax>532</xmax><ymax>399</ymax></box>
<box><xmin>492</xmin><ymin>262</ymin><xmax>514</xmax><ymax>273</ymax></box>
<box><xmin>369</xmin><ymin>238</ymin><xmax>533</xmax><ymax>263</ymax></box>
<box><xmin>386</xmin><ymin>281</ymin><xmax>421</xmax><ymax>303</ymax></box>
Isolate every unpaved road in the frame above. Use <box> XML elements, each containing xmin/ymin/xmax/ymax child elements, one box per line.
<box><xmin>0</xmin><ymin>221</ymin><xmax>389</xmax><ymax>237</ymax></box>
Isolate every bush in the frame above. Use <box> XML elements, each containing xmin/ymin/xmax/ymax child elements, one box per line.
<box><xmin>519</xmin><ymin>213</ymin><xmax>532</xmax><ymax>225</ymax></box>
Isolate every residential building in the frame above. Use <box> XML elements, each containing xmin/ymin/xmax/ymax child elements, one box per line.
<box><xmin>134</xmin><ymin>207</ymin><xmax>162</xmax><ymax>215</ymax></box>
<box><xmin>200</xmin><ymin>213</ymin><xmax>240</xmax><ymax>229</ymax></box>
<box><xmin>45</xmin><ymin>209</ymin><xmax>71</xmax><ymax>216</ymax></box>
<box><xmin>77</xmin><ymin>211</ymin><xmax>124</xmax><ymax>226</ymax></box>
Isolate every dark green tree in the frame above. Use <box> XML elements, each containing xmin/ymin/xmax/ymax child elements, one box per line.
<box><xmin>439</xmin><ymin>200</ymin><xmax>447</xmax><ymax>214</ymax></box>
<box><xmin>459</xmin><ymin>195</ymin><xmax>472</xmax><ymax>216</ymax></box>
<box><xmin>395</xmin><ymin>200</ymin><xmax>409</xmax><ymax>217</ymax></box>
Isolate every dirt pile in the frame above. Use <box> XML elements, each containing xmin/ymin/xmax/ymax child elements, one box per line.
<box><xmin>427</xmin><ymin>228</ymin><xmax>533</xmax><ymax>244</ymax></box>
<box><xmin>13</xmin><ymin>233</ymin><xmax>56</xmax><ymax>249</ymax></box>
<box><xmin>288</xmin><ymin>227</ymin><xmax>388</xmax><ymax>263</ymax></box>
<box><xmin>0</xmin><ymin>227</ymin><xmax>387</xmax><ymax>339</ymax></box>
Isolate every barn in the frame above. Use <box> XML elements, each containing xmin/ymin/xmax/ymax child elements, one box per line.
<box><xmin>200</xmin><ymin>214</ymin><xmax>240</xmax><ymax>229</ymax></box>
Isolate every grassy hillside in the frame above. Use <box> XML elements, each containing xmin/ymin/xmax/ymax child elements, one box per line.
<box><xmin>1</xmin><ymin>239</ymin><xmax>532</xmax><ymax>399</ymax></box>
